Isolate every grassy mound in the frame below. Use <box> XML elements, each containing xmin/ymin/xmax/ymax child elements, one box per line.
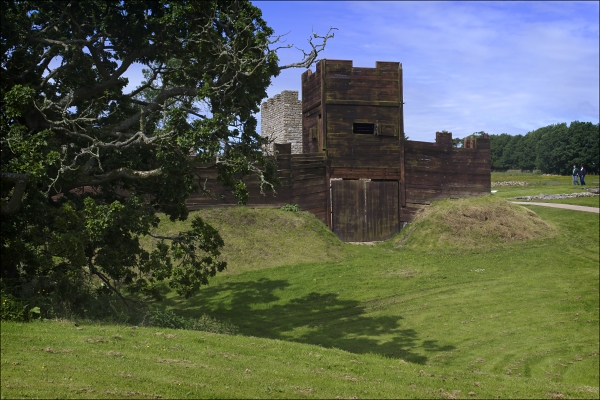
<box><xmin>3</xmin><ymin>192</ymin><xmax>599</xmax><ymax>398</ymax></box>
<box><xmin>395</xmin><ymin>195</ymin><xmax>556</xmax><ymax>251</ymax></box>
<box><xmin>146</xmin><ymin>207</ymin><xmax>343</xmax><ymax>274</ymax></box>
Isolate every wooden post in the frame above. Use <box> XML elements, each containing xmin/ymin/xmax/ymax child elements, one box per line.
<box><xmin>321</xmin><ymin>61</ymin><xmax>333</xmax><ymax>229</ymax></box>
<box><xmin>399</xmin><ymin>63</ymin><xmax>406</xmax><ymax>209</ymax></box>
<box><xmin>321</xmin><ymin>60</ymin><xmax>327</xmax><ymax>152</ymax></box>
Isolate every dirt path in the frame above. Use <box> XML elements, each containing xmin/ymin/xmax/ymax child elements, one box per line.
<box><xmin>511</xmin><ymin>202</ymin><xmax>599</xmax><ymax>214</ymax></box>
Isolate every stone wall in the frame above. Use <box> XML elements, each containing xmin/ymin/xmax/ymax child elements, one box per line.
<box><xmin>260</xmin><ymin>90</ymin><xmax>302</xmax><ymax>154</ymax></box>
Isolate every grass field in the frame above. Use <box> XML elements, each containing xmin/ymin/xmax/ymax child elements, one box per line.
<box><xmin>1</xmin><ymin>173</ymin><xmax>599</xmax><ymax>398</ymax></box>
<box><xmin>491</xmin><ymin>172</ymin><xmax>599</xmax><ymax>206</ymax></box>
<box><xmin>140</xmin><ymin>207</ymin><xmax>344</xmax><ymax>275</ymax></box>
<box><xmin>538</xmin><ymin>196</ymin><xmax>600</xmax><ymax>208</ymax></box>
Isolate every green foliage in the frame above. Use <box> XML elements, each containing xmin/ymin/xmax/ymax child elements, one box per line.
<box><xmin>280</xmin><ymin>203</ymin><xmax>300</xmax><ymax>212</ymax></box>
<box><xmin>0</xmin><ymin>0</ymin><xmax>305</xmax><ymax>312</ymax></box>
<box><xmin>148</xmin><ymin>308</ymin><xmax>238</xmax><ymax>335</ymax></box>
<box><xmin>28</xmin><ymin>306</ymin><xmax>41</xmax><ymax>320</ymax></box>
<box><xmin>489</xmin><ymin>121</ymin><xmax>599</xmax><ymax>173</ymax></box>
<box><xmin>0</xmin><ymin>284</ymin><xmax>42</xmax><ymax>322</ymax></box>
<box><xmin>3</xmin><ymin>85</ymin><xmax>35</xmax><ymax>119</ymax></box>
<box><xmin>451</xmin><ymin>130</ymin><xmax>487</xmax><ymax>148</ymax></box>
<box><xmin>165</xmin><ymin>216</ymin><xmax>227</xmax><ymax>298</ymax></box>
<box><xmin>1</xmin><ymin>288</ymin><xmax>28</xmax><ymax>321</ymax></box>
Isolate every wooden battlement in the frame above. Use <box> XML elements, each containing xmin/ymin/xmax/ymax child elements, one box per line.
<box><xmin>187</xmin><ymin>60</ymin><xmax>491</xmax><ymax>242</ymax></box>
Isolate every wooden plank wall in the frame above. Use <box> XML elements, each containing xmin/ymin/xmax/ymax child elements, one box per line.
<box><xmin>184</xmin><ymin>134</ymin><xmax>490</xmax><ymax>230</ymax></box>
<box><xmin>185</xmin><ymin>144</ymin><xmax>328</xmax><ymax>224</ymax></box>
<box><xmin>290</xmin><ymin>154</ymin><xmax>328</xmax><ymax>223</ymax></box>
<box><xmin>324</xmin><ymin>61</ymin><xmax>400</xmax><ymax>104</ymax></box>
<box><xmin>317</xmin><ymin>60</ymin><xmax>404</xmax><ymax>232</ymax></box>
<box><xmin>323</xmin><ymin>61</ymin><xmax>402</xmax><ymax>174</ymax></box>
<box><xmin>402</xmin><ymin>132</ymin><xmax>491</xmax><ymax>222</ymax></box>
<box><xmin>187</xmin><ymin>144</ymin><xmax>291</xmax><ymax>210</ymax></box>
<box><xmin>185</xmin><ymin>166</ymin><xmax>288</xmax><ymax>210</ymax></box>
<box><xmin>186</xmin><ymin>60</ymin><xmax>491</xmax><ymax>237</ymax></box>
<box><xmin>301</xmin><ymin>63</ymin><xmax>323</xmax><ymax>154</ymax></box>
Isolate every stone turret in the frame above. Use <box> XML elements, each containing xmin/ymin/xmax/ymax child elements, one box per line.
<box><xmin>260</xmin><ymin>90</ymin><xmax>302</xmax><ymax>154</ymax></box>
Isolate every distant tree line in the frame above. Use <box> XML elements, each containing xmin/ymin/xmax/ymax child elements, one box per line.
<box><xmin>455</xmin><ymin>122</ymin><xmax>599</xmax><ymax>174</ymax></box>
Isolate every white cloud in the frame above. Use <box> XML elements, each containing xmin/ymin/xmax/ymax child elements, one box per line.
<box><xmin>256</xmin><ymin>1</ymin><xmax>599</xmax><ymax>140</ymax></box>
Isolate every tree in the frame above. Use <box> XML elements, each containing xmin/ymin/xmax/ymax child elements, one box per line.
<box><xmin>487</xmin><ymin>122</ymin><xmax>599</xmax><ymax>174</ymax></box>
<box><xmin>533</xmin><ymin>123</ymin><xmax>570</xmax><ymax>174</ymax></box>
<box><xmin>488</xmin><ymin>133</ymin><xmax>512</xmax><ymax>170</ymax></box>
<box><xmin>567</xmin><ymin>121</ymin><xmax>599</xmax><ymax>174</ymax></box>
<box><xmin>1</xmin><ymin>0</ymin><xmax>334</xmax><ymax>313</ymax></box>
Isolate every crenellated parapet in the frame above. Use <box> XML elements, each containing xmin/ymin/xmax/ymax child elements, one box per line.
<box><xmin>189</xmin><ymin>60</ymin><xmax>491</xmax><ymax>242</ymax></box>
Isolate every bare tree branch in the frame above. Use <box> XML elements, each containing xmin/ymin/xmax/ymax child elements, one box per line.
<box><xmin>111</xmin><ymin>86</ymin><xmax>198</xmax><ymax>132</ymax></box>
<box><xmin>88</xmin><ymin>258</ymin><xmax>138</xmax><ymax>310</ymax></box>
<box><xmin>58</xmin><ymin>167</ymin><xmax>164</xmax><ymax>194</ymax></box>
<box><xmin>215</xmin><ymin>154</ymin><xmax>277</xmax><ymax>196</ymax></box>
<box><xmin>125</xmin><ymin>64</ymin><xmax>164</xmax><ymax>98</ymax></box>
<box><xmin>55</xmin><ymin>46</ymin><xmax>157</xmax><ymax>108</ymax></box>
<box><xmin>278</xmin><ymin>27</ymin><xmax>337</xmax><ymax>70</ymax></box>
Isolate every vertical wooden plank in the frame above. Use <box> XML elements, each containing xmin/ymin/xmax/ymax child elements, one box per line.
<box><xmin>366</xmin><ymin>181</ymin><xmax>399</xmax><ymax>241</ymax></box>
<box><xmin>331</xmin><ymin>180</ymin><xmax>365</xmax><ymax>242</ymax></box>
<box><xmin>399</xmin><ymin>64</ymin><xmax>406</xmax><ymax>208</ymax></box>
<box><xmin>389</xmin><ymin>180</ymin><xmax>400</xmax><ymax>240</ymax></box>
<box><xmin>326</xmin><ymin>158</ymin><xmax>332</xmax><ymax>229</ymax></box>
<box><xmin>398</xmin><ymin>180</ymin><xmax>403</xmax><ymax>226</ymax></box>
<box><xmin>318</xmin><ymin>114</ymin><xmax>323</xmax><ymax>153</ymax></box>
<box><xmin>321</xmin><ymin>60</ymin><xmax>327</xmax><ymax>151</ymax></box>
<box><xmin>322</xmin><ymin>62</ymin><xmax>332</xmax><ymax>229</ymax></box>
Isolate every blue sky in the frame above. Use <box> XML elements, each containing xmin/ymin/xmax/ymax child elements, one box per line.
<box><xmin>254</xmin><ymin>1</ymin><xmax>599</xmax><ymax>142</ymax></box>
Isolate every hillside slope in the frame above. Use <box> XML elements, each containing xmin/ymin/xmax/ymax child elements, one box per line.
<box><xmin>2</xmin><ymin>320</ymin><xmax>595</xmax><ymax>399</ymax></box>
<box><xmin>3</xmin><ymin>197</ymin><xmax>598</xmax><ymax>398</ymax></box>
<box><xmin>394</xmin><ymin>195</ymin><xmax>556</xmax><ymax>251</ymax></box>
<box><xmin>163</xmin><ymin>200</ymin><xmax>598</xmax><ymax>391</ymax></box>
<box><xmin>146</xmin><ymin>207</ymin><xmax>343</xmax><ymax>275</ymax></box>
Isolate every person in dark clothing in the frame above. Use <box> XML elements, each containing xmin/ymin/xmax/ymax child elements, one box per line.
<box><xmin>572</xmin><ymin>165</ymin><xmax>579</xmax><ymax>185</ymax></box>
<box><xmin>579</xmin><ymin>165</ymin><xmax>587</xmax><ymax>186</ymax></box>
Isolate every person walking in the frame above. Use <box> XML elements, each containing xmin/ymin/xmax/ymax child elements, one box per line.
<box><xmin>572</xmin><ymin>164</ymin><xmax>580</xmax><ymax>185</ymax></box>
<box><xmin>579</xmin><ymin>165</ymin><xmax>587</xmax><ymax>186</ymax></box>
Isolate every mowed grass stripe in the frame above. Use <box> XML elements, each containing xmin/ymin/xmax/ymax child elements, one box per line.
<box><xmin>1</xmin><ymin>321</ymin><xmax>595</xmax><ymax>399</ymax></box>
<box><xmin>2</xmin><ymin>172</ymin><xmax>598</xmax><ymax>398</ymax></box>
<box><xmin>151</xmin><ymin>201</ymin><xmax>599</xmax><ymax>390</ymax></box>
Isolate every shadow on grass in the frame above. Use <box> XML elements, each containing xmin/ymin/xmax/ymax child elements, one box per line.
<box><xmin>161</xmin><ymin>278</ymin><xmax>454</xmax><ymax>364</ymax></box>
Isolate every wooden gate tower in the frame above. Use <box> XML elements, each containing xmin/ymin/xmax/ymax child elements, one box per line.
<box><xmin>302</xmin><ymin>60</ymin><xmax>404</xmax><ymax>241</ymax></box>
<box><xmin>186</xmin><ymin>60</ymin><xmax>491</xmax><ymax>242</ymax></box>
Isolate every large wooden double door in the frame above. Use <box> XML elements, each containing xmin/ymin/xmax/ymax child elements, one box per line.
<box><xmin>331</xmin><ymin>179</ymin><xmax>399</xmax><ymax>242</ymax></box>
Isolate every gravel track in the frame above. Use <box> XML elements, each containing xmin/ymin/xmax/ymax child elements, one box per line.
<box><xmin>511</xmin><ymin>202</ymin><xmax>599</xmax><ymax>214</ymax></box>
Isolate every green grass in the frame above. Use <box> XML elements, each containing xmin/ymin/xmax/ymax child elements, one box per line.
<box><xmin>493</xmin><ymin>185</ymin><xmax>592</xmax><ymax>199</ymax></box>
<box><xmin>4</xmin><ymin>320</ymin><xmax>593</xmax><ymax>399</ymax></box>
<box><xmin>2</xmin><ymin>196</ymin><xmax>599</xmax><ymax>398</ymax></box>
<box><xmin>491</xmin><ymin>171</ymin><xmax>600</xmax><ymax>186</ymax></box>
<box><xmin>394</xmin><ymin>195</ymin><xmax>556</xmax><ymax>251</ymax></box>
<box><xmin>491</xmin><ymin>171</ymin><xmax>599</xmax><ymax>207</ymax></box>
<box><xmin>536</xmin><ymin>196</ymin><xmax>599</xmax><ymax>208</ymax></box>
<box><xmin>142</xmin><ymin>207</ymin><xmax>344</xmax><ymax>275</ymax></box>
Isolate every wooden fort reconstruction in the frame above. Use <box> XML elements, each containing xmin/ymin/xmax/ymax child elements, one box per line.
<box><xmin>186</xmin><ymin>60</ymin><xmax>491</xmax><ymax>242</ymax></box>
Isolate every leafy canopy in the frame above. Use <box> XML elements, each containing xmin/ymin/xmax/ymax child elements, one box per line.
<box><xmin>451</xmin><ymin>123</ymin><xmax>599</xmax><ymax>174</ymax></box>
<box><xmin>0</xmin><ymin>0</ymin><xmax>333</xmax><ymax>312</ymax></box>
<box><xmin>486</xmin><ymin>122</ymin><xmax>599</xmax><ymax>173</ymax></box>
